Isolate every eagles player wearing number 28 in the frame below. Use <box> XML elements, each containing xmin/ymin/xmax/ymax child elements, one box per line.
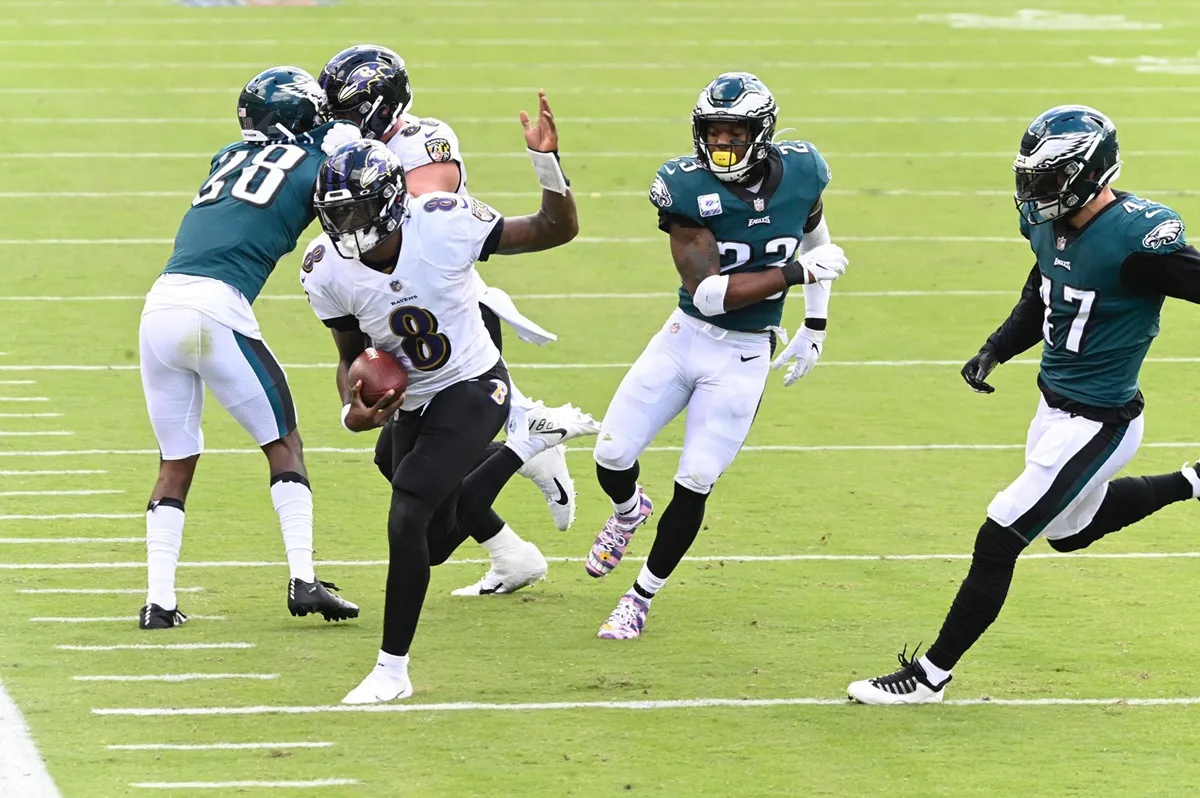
<box><xmin>300</xmin><ymin>91</ymin><xmax>601</xmax><ymax>704</ymax></box>
<box><xmin>850</xmin><ymin>106</ymin><xmax>1200</xmax><ymax>705</ymax></box>
<box><xmin>137</xmin><ymin>67</ymin><xmax>359</xmax><ymax>630</ymax></box>
<box><xmin>588</xmin><ymin>73</ymin><xmax>850</xmax><ymax>640</ymax></box>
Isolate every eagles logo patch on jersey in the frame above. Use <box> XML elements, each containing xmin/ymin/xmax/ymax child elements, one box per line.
<box><xmin>425</xmin><ymin>138</ymin><xmax>453</xmax><ymax>163</ymax></box>
<box><xmin>470</xmin><ymin>198</ymin><xmax>497</xmax><ymax>222</ymax></box>
<box><xmin>649</xmin><ymin>175</ymin><xmax>672</xmax><ymax>208</ymax></box>
<box><xmin>1143</xmin><ymin>218</ymin><xmax>1183</xmax><ymax>250</ymax></box>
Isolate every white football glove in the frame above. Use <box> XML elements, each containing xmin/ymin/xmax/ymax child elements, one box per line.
<box><xmin>321</xmin><ymin>123</ymin><xmax>364</xmax><ymax>156</ymax></box>
<box><xmin>798</xmin><ymin>243</ymin><xmax>849</xmax><ymax>283</ymax></box>
<box><xmin>771</xmin><ymin>326</ymin><xmax>825</xmax><ymax>387</ymax></box>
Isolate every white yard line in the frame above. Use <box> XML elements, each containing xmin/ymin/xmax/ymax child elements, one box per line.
<box><xmin>0</xmin><ymin>538</ymin><xmax>142</xmax><ymax>544</ymax></box>
<box><xmin>57</xmin><ymin>642</ymin><xmax>250</xmax><ymax>651</ymax></box>
<box><xmin>94</xmin><ymin>696</ymin><xmax>1200</xmax><ymax>718</ymax></box>
<box><xmin>0</xmin><ymin>469</ymin><xmax>104</xmax><ymax>475</ymax></box>
<box><xmin>0</xmin><ymin>414</ymin><xmax>61</xmax><ymax>418</ymax></box>
<box><xmin>30</xmin><ymin>615</ymin><xmax>225</xmax><ymax>622</ymax></box>
<box><xmin>8</xmin><ymin>551</ymin><xmax>1200</xmax><ymax>572</ymax></box>
<box><xmin>0</xmin><ymin>397</ymin><xmax>49</xmax><ymax>402</ymax></box>
<box><xmin>0</xmin><ymin>513</ymin><xmax>142</xmax><ymax>519</ymax></box>
<box><xmin>109</xmin><ymin>742</ymin><xmax>333</xmax><ymax>751</ymax></box>
<box><xmin>130</xmin><ymin>781</ymin><xmax>357</xmax><ymax>791</ymax></box>
<box><xmin>0</xmin><ymin>289</ymin><xmax>1017</xmax><ymax>301</ymax></box>
<box><xmin>0</xmin><ymin>489</ymin><xmax>123</xmax><ymax>497</ymax></box>
<box><xmin>0</xmin><ymin>431</ymin><xmax>73</xmax><ymax>437</ymax></box>
<box><xmin>22</xmin><ymin>587</ymin><xmax>200</xmax><ymax>594</ymax></box>
<box><xmin>73</xmin><ymin>673</ymin><xmax>277</xmax><ymax>683</ymax></box>
<box><xmin>0</xmin><ymin>677</ymin><xmax>60</xmax><ymax>798</ymax></box>
<box><xmin>0</xmin><ymin>380</ymin><xmax>34</xmax><ymax>384</ymax></box>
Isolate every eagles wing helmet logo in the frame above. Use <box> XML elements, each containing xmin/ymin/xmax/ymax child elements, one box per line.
<box><xmin>1017</xmin><ymin>131</ymin><xmax>1097</xmax><ymax>169</ymax></box>
<box><xmin>1143</xmin><ymin>218</ymin><xmax>1184</xmax><ymax>250</ymax></box>
<box><xmin>649</xmin><ymin>175</ymin><xmax>672</xmax><ymax>208</ymax></box>
<box><xmin>276</xmin><ymin>74</ymin><xmax>325</xmax><ymax>107</ymax></box>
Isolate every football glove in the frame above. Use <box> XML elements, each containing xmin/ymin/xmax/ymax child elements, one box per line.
<box><xmin>771</xmin><ymin>326</ymin><xmax>825</xmax><ymax>387</ymax></box>
<box><xmin>321</xmin><ymin>123</ymin><xmax>364</xmax><ymax>156</ymax></box>
<box><xmin>961</xmin><ymin>348</ymin><xmax>999</xmax><ymax>394</ymax></box>
<box><xmin>799</xmin><ymin>243</ymin><xmax>849</xmax><ymax>283</ymax></box>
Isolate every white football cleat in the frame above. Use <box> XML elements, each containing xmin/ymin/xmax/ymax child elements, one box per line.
<box><xmin>517</xmin><ymin>444</ymin><xmax>576</xmax><ymax>531</ymax></box>
<box><xmin>847</xmin><ymin>650</ymin><xmax>949</xmax><ymax>705</ymax></box>
<box><xmin>451</xmin><ymin>540</ymin><xmax>548</xmax><ymax>596</ymax></box>
<box><xmin>342</xmin><ymin>666</ymin><xmax>413</xmax><ymax>705</ymax></box>
<box><xmin>526</xmin><ymin>402</ymin><xmax>601</xmax><ymax>447</ymax></box>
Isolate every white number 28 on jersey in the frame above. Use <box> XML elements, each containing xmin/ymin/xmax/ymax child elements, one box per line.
<box><xmin>192</xmin><ymin>144</ymin><xmax>308</xmax><ymax>209</ymax></box>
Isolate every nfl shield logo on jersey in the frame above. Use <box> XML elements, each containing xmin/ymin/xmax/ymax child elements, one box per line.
<box><xmin>1055</xmin><ymin>236</ymin><xmax>1067</xmax><ymax>251</ymax></box>
<box><xmin>390</xmin><ymin>280</ymin><xmax>402</xmax><ymax>292</ymax></box>
<box><xmin>753</xmin><ymin>198</ymin><xmax>765</xmax><ymax>212</ymax></box>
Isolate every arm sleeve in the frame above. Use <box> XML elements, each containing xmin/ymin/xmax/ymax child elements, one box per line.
<box><xmin>1120</xmin><ymin>245</ymin><xmax>1200</xmax><ymax>303</ymax></box>
<box><xmin>982</xmin><ymin>265</ymin><xmax>1045</xmax><ymax>363</ymax></box>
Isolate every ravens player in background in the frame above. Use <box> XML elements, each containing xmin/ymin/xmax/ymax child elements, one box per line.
<box><xmin>137</xmin><ymin>67</ymin><xmax>360</xmax><ymax>629</ymax></box>
<box><xmin>317</xmin><ymin>44</ymin><xmax>580</xmax><ymax>595</ymax></box>
<box><xmin>587</xmin><ymin>72</ymin><xmax>850</xmax><ymax>639</ymax></box>
<box><xmin>850</xmin><ymin>106</ymin><xmax>1200</xmax><ymax>704</ymax></box>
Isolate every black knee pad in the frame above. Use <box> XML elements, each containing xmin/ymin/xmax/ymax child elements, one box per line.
<box><xmin>1046</xmin><ymin>533</ymin><xmax>1094</xmax><ymax>553</ymax></box>
<box><xmin>392</xmin><ymin>449</ymin><xmax>460</xmax><ymax>508</ymax></box>
<box><xmin>969</xmin><ymin>519</ymin><xmax>1026</xmax><ymax>574</ymax></box>
<box><xmin>387</xmin><ymin>488</ymin><xmax>436</xmax><ymax>547</ymax></box>
<box><xmin>670</xmin><ymin>480</ymin><xmax>710</xmax><ymax>509</ymax></box>
<box><xmin>373</xmin><ymin>423</ymin><xmax>395</xmax><ymax>482</ymax></box>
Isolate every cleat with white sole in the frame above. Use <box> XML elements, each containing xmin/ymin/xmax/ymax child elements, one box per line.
<box><xmin>342</xmin><ymin>666</ymin><xmax>413</xmax><ymax>705</ymax></box>
<box><xmin>451</xmin><ymin>540</ymin><xmax>548</xmax><ymax>596</ymax></box>
<box><xmin>517</xmin><ymin>444</ymin><xmax>576</xmax><ymax>531</ymax></box>
<box><xmin>847</xmin><ymin>648</ymin><xmax>949</xmax><ymax>705</ymax></box>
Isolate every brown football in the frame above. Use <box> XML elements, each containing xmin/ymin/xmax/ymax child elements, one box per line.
<box><xmin>348</xmin><ymin>348</ymin><xmax>408</xmax><ymax>405</ymax></box>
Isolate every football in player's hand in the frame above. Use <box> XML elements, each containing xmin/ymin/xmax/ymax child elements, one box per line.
<box><xmin>349</xmin><ymin>348</ymin><xmax>407</xmax><ymax>405</ymax></box>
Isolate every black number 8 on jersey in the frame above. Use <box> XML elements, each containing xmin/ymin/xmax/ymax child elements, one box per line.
<box><xmin>388</xmin><ymin>306</ymin><xmax>451</xmax><ymax>372</ymax></box>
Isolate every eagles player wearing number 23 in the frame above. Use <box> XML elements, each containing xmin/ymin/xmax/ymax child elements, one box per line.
<box><xmin>137</xmin><ymin>67</ymin><xmax>358</xmax><ymax>633</ymax></box>
<box><xmin>589</xmin><ymin>72</ymin><xmax>850</xmax><ymax>640</ymax></box>
<box><xmin>300</xmin><ymin>91</ymin><xmax>602</xmax><ymax>705</ymax></box>
<box><xmin>850</xmin><ymin>106</ymin><xmax>1200</xmax><ymax>705</ymax></box>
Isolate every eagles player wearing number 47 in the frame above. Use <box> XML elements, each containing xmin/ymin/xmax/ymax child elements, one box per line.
<box><xmin>849</xmin><ymin>106</ymin><xmax>1200</xmax><ymax>705</ymax></box>
<box><xmin>136</xmin><ymin>67</ymin><xmax>359</xmax><ymax>631</ymax></box>
<box><xmin>589</xmin><ymin>72</ymin><xmax>849</xmax><ymax>640</ymax></box>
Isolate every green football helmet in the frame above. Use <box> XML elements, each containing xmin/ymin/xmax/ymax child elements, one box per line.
<box><xmin>1014</xmin><ymin>105</ymin><xmax>1121</xmax><ymax>225</ymax></box>
<box><xmin>237</xmin><ymin>66</ymin><xmax>329</xmax><ymax>144</ymax></box>
<box><xmin>691</xmin><ymin>72</ymin><xmax>777</xmax><ymax>183</ymax></box>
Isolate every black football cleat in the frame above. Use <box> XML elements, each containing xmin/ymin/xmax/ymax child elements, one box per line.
<box><xmin>139</xmin><ymin>603</ymin><xmax>188</xmax><ymax>630</ymax></box>
<box><xmin>288</xmin><ymin>578</ymin><xmax>359</xmax><ymax>622</ymax></box>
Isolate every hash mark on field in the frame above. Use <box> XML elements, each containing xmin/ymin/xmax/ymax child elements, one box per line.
<box><xmin>0</xmin><ymin>537</ymin><xmax>142</xmax><ymax>544</ymax></box>
<box><xmin>74</xmin><ymin>673</ymin><xmax>277</xmax><ymax>683</ymax></box>
<box><xmin>0</xmin><ymin>513</ymin><xmax>141</xmax><ymax>520</ymax></box>
<box><xmin>0</xmin><ymin>431</ymin><xmax>73</xmax><ymax>437</ymax></box>
<box><xmin>109</xmin><ymin>741</ymin><xmax>333</xmax><ymax>751</ymax></box>
<box><xmin>0</xmin><ymin>469</ymin><xmax>104</xmax><ymax>475</ymax></box>
<box><xmin>130</xmin><ymin>780</ymin><xmax>358</xmax><ymax>790</ymax></box>
<box><xmin>0</xmin><ymin>489</ymin><xmax>123</xmax><ymax>497</ymax></box>
<box><xmin>23</xmin><ymin>587</ymin><xmax>200</xmax><ymax>594</ymax></box>
<box><xmin>31</xmin><ymin>615</ymin><xmax>225</xmax><ymax>623</ymax></box>
<box><xmin>93</xmin><ymin>696</ymin><xmax>1200</xmax><ymax>717</ymax></box>
<box><xmin>0</xmin><ymin>397</ymin><xmax>49</xmax><ymax>401</ymax></box>
<box><xmin>0</xmin><ymin>380</ymin><xmax>34</xmax><ymax>384</ymax></box>
<box><xmin>57</xmin><ymin>642</ymin><xmax>250</xmax><ymax>651</ymax></box>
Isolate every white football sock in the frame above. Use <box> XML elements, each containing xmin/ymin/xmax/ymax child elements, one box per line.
<box><xmin>480</xmin><ymin>524</ymin><xmax>522</xmax><ymax>557</ymax></box>
<box><xmin>271</xmin><ymin>479</ymin><xmax>315</xmax><ymax>583</ymax></box>
<box><xmin>917</xmin><ymin>655</ymin><xmax>951</xmax><ymax>687</ymax></box>
<box><xmin>633</xmin><ymin>563</ymin><xmax>667</xmax><ymax>602</ymax></box>
<box><xmin>145</xmin><ymin>503</ymin><xmax>185</xmax><ymax>610</ymax></box>
<box><xmin>505</xmin><ymin>436</ymin><xmax>548</xmax><ymax>464</ymax></box>
<box><xmin>1182</xmin><ymin>464</ymin><xmax>1200</xmax><ymax>498</ymax></box>
<box><xmin>613</xmin><ymin>489</ymin><xmax>640</xmax><ymax>517</ymax></box>
<box><xmin>377</xmin><ymin>650</ymin><xmax>410</xmax><ymax>677</ymax></box>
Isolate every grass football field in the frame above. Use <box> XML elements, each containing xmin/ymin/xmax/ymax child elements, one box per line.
<box><xmin>4</xmin><ymin>0</ymin><xmax>1200</xmax><ymax>795</ymax></box>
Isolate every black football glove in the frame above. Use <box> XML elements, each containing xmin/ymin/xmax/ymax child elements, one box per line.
<box><xmin>961</xmin><ymin>348</ymin><xmax>999</xmax><ymax>394</ymax></box>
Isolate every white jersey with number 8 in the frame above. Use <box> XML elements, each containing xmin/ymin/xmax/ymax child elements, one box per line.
<box><xmin>300</xmin><ymin>191</ymin><xmax>504</xmax><ymax>411</ymax></box>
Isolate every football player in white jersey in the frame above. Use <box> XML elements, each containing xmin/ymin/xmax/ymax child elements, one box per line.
<box><xmin>301</xmin><ymin>94</ymin><xmax>599</xmax><ymax>704</ymax></box>
<box><xmin>318</xmin><ymin>46</ymin><xmax>578</xmax><ymax>569</ymax></box>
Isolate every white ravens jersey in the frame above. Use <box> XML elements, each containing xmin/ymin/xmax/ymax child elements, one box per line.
<box><xmin>300</xmin><ymin>191</ymin><xmax>503</xmax><ymax>411</ymax></box>
<box><xmin>385</xmin><ymin>114</ymin><xmax>468</xmax><ymax>196</ymax></box>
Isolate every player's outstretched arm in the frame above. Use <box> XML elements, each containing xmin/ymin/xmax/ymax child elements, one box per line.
<box><xmin>962</xmin><ymin>264</ymin><xmax>1044</xmax><ymax>393</ymax></box>
<box><xmin>495</xmin><ymin>90</ymin><xmax>579</xmax><ymax>255</ymax></box>
<box><xmin>670</xmin><ymin>221</ymin><xmax>847</xmax><ymax>315</ymax></box>
<box><xmin>330</xmin><ymin>329</ymin><xmax>404</xmax><ymax>432</ymax></box>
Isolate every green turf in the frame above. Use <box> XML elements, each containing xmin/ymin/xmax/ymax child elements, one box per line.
<box><xmin>4</xmin><ymin>0</ymin><xmax>1200</xmax><ymax>795</ymax></box>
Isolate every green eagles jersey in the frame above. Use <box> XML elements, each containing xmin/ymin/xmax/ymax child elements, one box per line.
<box><xmin>1021</xmin><ymin>192</ymin><xmax>1187</xmax><ymax>407</ymax></box>
<box><xmin>162</xmin><ymin>122</ymin><xmax>338</xmax><ymax>303</ymax></box>
<box><xmin>650</xmin><ymin>141</ymin><xmax>830</xmax><ymax>332</ymax></box>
